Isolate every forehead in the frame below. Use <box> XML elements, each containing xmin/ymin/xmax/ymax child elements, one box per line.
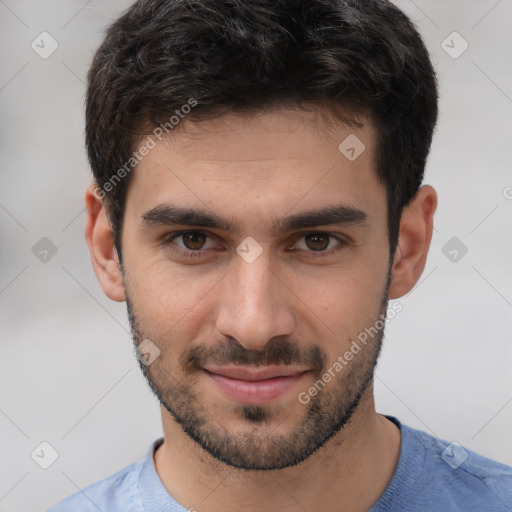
<box><xmin>124</xmin><ymin>108</ymin><xmax>385</xmax><ymax>233</ymax></box>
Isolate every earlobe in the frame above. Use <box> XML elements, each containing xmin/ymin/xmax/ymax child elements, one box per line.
<box><xmin>389</xmin><ymin>185</ymin><xmax>437</xmax><ymax>299</ymax></box>
<box><xmin>85</xmin><ymin>183</ymin><xmax>126</xmax><ymax>302</ymax></box>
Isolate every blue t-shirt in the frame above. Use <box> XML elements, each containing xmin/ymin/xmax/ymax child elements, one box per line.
<box><xmin>46</xmin><ymin>416</ymin><xmax>512</xmax><ymax>511</ymax></box>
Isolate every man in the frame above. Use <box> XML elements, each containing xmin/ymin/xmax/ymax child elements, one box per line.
<box><xmin>47</xmin><ymin>0</ymin><xmax>512</xmax><ymax>510</ymax></box>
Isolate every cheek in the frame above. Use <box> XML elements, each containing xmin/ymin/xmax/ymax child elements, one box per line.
<box><xmin>295</xmin><ymin>269</ymin><xmax>387</xmax><ymax>352</ymax></box>
<box><xmin>127</xmin><ymin>262</ymin><xmax>220</xmax><ymax>342</ymax></box>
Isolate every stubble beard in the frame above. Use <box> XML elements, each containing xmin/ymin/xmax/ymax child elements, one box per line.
<box><xmin>126</xmin><ymin>271</ymin><xmax>391</xmax><ymax>471</ymax></box>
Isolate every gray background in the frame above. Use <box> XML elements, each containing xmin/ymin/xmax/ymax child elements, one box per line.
<box><xmin>1</xmin><ymin>1</ymin><xmax>511</xmax><ymax>511</ymax></box>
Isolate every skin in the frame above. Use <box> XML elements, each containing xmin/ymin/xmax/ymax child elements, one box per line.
<box><xmin>85</xmin><ymin>107</ymin><xmax>437</xmax><ymax>512</ymax></box>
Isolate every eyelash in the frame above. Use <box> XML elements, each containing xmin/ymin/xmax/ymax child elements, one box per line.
<box><xmin>162</xmin><ymin>230</ymin><xmax>349</xmax><ymax>259</ymax></box>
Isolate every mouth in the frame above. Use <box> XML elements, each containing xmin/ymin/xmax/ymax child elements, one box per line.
<box><xmin>202</xmin><ymin>366</ymin><xmax>310</xmax><ymax>404</ymax></box>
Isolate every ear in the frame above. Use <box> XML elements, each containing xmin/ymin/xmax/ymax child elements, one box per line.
<box><xmin>84</xmin><ymin>183</ymin><xmax>126</xmax><ymax>302</ymax></box>
<box><xmin>389</xmin><ymin>185</ymin><xmax>437</xmax><ymax>299</ymax></box>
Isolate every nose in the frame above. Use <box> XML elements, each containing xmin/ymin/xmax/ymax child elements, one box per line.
<box><xmin>214</xmin><ymin>249</ymin><xmax>296</xmax><ymax>350</ymax></box>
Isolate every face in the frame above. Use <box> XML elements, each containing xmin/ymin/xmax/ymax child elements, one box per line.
<box><xmin>120</xmin><ymin>108</ymin><xmax>392</xmax><ymax>470</ymax></box>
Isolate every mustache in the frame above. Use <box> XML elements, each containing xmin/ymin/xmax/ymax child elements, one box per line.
<box><xmin>181</xmin><ymin>337</ymin><xmax>327</xmax><ymax>377</ymax></box>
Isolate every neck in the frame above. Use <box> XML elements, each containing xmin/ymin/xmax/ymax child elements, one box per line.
<box><xmin>154</xmin><ymin>384</ymin><xmax>400</xmax><ymax>512</ymax></box>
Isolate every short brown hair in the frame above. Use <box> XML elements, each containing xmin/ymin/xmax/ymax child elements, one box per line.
<box><xmin>86</xmin><ymin>0</ymin><xmax>438</xmax><ymax>260</ymax></box>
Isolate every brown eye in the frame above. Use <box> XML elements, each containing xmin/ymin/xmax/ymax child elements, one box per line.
<box><xmin>304</xmin><ymin>233</ymin><xmax>330</xmax><ymax>251</ymax></box>
<box><xmin>181</xmin><ymin>232</ymin><xmax>207</xmax><ymax>250</ymax></box>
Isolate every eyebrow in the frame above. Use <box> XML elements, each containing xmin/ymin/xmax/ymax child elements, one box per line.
<box><xmin>141</xmin><ymin>204</ymin><xmax>369</xmax><ymax>235</ymax></box>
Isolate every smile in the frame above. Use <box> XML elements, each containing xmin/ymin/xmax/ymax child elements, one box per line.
<box><xmin>203</xmin><ymin>367</ymin><xmax>310</xmax><ymax>404</ymax></box>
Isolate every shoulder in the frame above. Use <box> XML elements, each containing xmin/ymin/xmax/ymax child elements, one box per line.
<box><xmin>45</xmin><ymin>458</ymin><xmax>144</xmax><ymax>512</ymax></box>
<box><xmin>396</xmin><ymin>420</ymin><xmax>512</xmax><ymax>511</ymax></box>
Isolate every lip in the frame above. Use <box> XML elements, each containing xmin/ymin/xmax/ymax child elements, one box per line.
<box><xmin>204</xmin><ymin>365</ymin><xmax>310</xmax><ymax>381</ymax></box>
<box><xmin>203</xmin><ymin>366</ymin><xmax>310</xmax><ymax>404</ymax></box>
